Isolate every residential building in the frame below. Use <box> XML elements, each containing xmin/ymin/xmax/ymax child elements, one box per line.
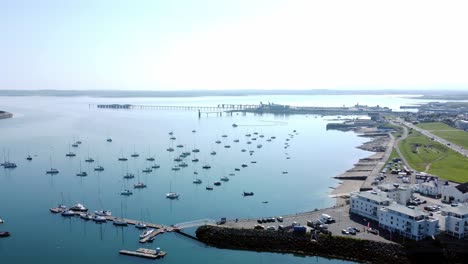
<box><xmin>378</xmin><ymin>183</ymin><xmax>412</xmax><ymax>205</ymax></box>
<box><xmin>442</xmin><ymin>182</ymin><xmax>468</xmax><ymax>204</ymax></box>
<box><xmin>442</xmin><ymin>204</ymin><xmax>468</xmax><ymax>239</ymax></box>
<box><xmin>379</xmin><ymin>203</ymin><xmax>439</xmax><ymax>241</ymax></box>
<box><xmin>350</xmin><ymin>191</ymin><xmax>392</xmax><ymax>221</ymax></box>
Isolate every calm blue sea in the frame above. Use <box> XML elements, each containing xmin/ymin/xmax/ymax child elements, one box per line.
<box><xmin>0</xmin><ymin>94</ymin><xmax>421</xmax><ymax>263</ymax></box>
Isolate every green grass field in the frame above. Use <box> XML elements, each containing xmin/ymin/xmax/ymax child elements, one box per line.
<box><xmin>398</xmin><ymin>131</ymin><xmax>468</xmax><ymax>182</ymax></box>
<box><xmin>416</xmin><ymin>122</ymin><xmax>468</xmax><ymax>149</ymax></box>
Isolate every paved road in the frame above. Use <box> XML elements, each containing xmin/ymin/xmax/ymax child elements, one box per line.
<box><xmin>390</xmin><ymin>121</ymin><xmax>417</xmax><ymax>184</ymax></box>
<box><xmin>403</xmin><ymin>121</ymin><xmax>468</xmax><ymax>157</ymax></box>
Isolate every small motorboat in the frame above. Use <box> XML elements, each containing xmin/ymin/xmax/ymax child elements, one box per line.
<box><xmin>93</xmin><ymin>215</ymin><xmax>107</xmax><ymax>223</ymax></box>
<box><xmin>257</xmin><ymin>144</ymin><xmax>262</xmax><ymax>148</ymax></box>
<box><xmin>210</xmin><ymin>151</ymin><xmax>216</xmax><ymax>155</ymax></box>
<box><xmin>46</xmin><ymin>168</ymin><xmax>59</xmax><ymax>174</ymax></box>
<box><xmin>192</xmin><ymin>129</ymin><xmax>196</xmax><ymax>133</ymax></box>
<box><xmin>193</xmin><ymin>178</ymin><xmax>202</xmax><ymax>184</ymax></box>
<box><xmin>228</xmin><ymin>173</ymin><xmax>235</xmax><ymax>176</ymax></box>
<box><xmin>247</xmin><ymin>141</ymin><xmax>252</xmax><ymax>145</ymax></box>
<box><xmin>243</xmin><ymin>192</ymin><xmax>254</xmax><ymax>196</ymax></box>
<box><xmin>65</xmin><ymin>152</ymin><xmax>76</xmax><ymax>157</ymax></box>
<box><xmin>171</xmin><ymin>167</ymin><xmax>180</xmax><ymax>171</ymax></box>
<box><xmin>193</xmin><ymin>171</ymin><xmax>198</xmax><ymax>175</ymax></box>
<box><xmin>142</xmin><ymin>168</ymin><xmax>152</xmax><ymax>173</ymax></box>
<box><xmin>135</xmin><ymin>222</ymin><xmax>147</xmax><ymax>229</ymax></box>
<box><xmin>85</xmin><ymin>158</ymin><xmax>94</xmax><ymax>163</ymax></box>
<box><xmin>234</xmin><ymin>168</ymin><xmax>240</xmax><ymax>171</ymax></box>
<box><xmin>167</xmin><ymin>147</ymin><xmax>174</xmax><ymax>152</ymax></box>
<box><xmin>166</xmin><ymin>192</ymin><xmax>180</xmax><ymax>199</ymax></box>
<box><xmin>224</xmin><ymin>145</ymin><xmax>231</xmax><ymax>148</ymax></box>
<box><xmin>169</xmin><ymin>131</ymin><xmax>174</xmax><ymax>135</ymax></box>
<box><xmin>282</xmin><ymin>171</ymin><xmax>288</xmax><ymax>174</ymax></box>
<box><xmin>213</xmin><ymin>181</ymin><xmax>221</xmax><ymax>186</ymax></box>
<box><xmin>202</xmin><ymin>165</ymin><xmax>211</xmax><ymax>169</ymax></box>
<box><xmin>61</xmin><ymin>210</ymin><xmax>75</xmax><ymax>217</ymax></box>
<box><xmin>234</xmin><ymin>139</ymin><xmax>240</xmax><ymax>143</ymax></box>
<box><xmin>151</xmin><ymin>164</ymin><xmax>160</xmax><ymax>169</ymax></box>
<box><xmin>220</xmin><ymin>176</ymin><xmax>229</xmax><ymax>182</ymax></box>
<box><xmin>80</xmin><ymin>213</ymin><xmax>93</xmax><ymax>220</ymax></box>
<box><xmin>176</xmin><ymin>144</ymin><xmax>184</xmax><ymax>148</ymax></box>
<box><xmin>94</xmin><ymin>166</ymin><xmax>104</xmax><ymax>171</ymax></box>
<box><xmin>170</xmin><ymin>137</ymin><xmax>176</xmax><ymax>140</ymax></box>
<box><xmin>131</xmin><ymin>152</ymin><xmax>139</xmax><ymax>158</ymax></box>
<box><xmin>140</xmin><ymin>228</ymin><xmax>155</xmax><ymax>238</ymax></box>
<box><xmin>215</xmin><ymin>140</ymin><xmax>221</xmax><ymax>144</ymax></box>
<box><xmin>134</xmin><ymin>182</ymin><xmax>147</xmax><ymax>189</ymax></box>
<box><xmin>0</xmin><ymin>231</ymin><xmax>10</xmax><ymax>237</ymax></box>
<box><xmin>76</xmin><ymin>171</ymin><xmax>87</xmax><ymax>177</ymax></box>
<box><xmin>192</xmin><ymin>148</ymin><xmax>200</xmax><ymax>153</ymax></box>
<box><xmin>70</xmin><ymin>203</ymin><xmax>88</xmax><ymax>212</ymax></box>
<box><xmin>26</xmin><ymin>155</ymin><xmax>32</xmax><ymax>161</ymax></box>
<box><xmin>72</xmin><ymin>143</ymin><xmax>78</xmax><ymax>148</ymax></box>
<box><xmin>95</xmin><ymin>210</ymin><xmax>111</xmax><ymax>216</ymax></box>
<box><xmin>241</xmin><ymin>149</ymin><xmax>246</xmax><ymax>152</ymax></box>
<box><xmin>106</xmin><ymin>138</ymin><xmax>112</xmax><ymax>142</ymax></box>
<box><xmin>251</xmin><ymin>161</ymin><xmax>257</xmax><ymax>164</ymax></box>
<box><xmin>0</xmin><ymin>218</ymin><xmax>4</xmax><ymax>224</ymax></box>
<box><xmin>206</xmin><ymin>186</ymin><xmax>214</xmax><ymax>190</ymax></box>
<box><xmin>121</xmin><ymin>189</ymin><xmax>133</xmax><ymax>196</ymax></box>
<box><xmin>221</xmin><ymin>135</ymin><xmax>228</xmax><ymax>138</ymax></box>
<box><xmin>146</xmin><ymin>157</ymin><xmax>155</xmax><ymax>161</ymax></box>
<box><xmin>76</xmin><ymin>141</ymin><xmax>82</xmax><ymax>144</ymax></box>
<box><xmin>118</xmin><ymin>157</ymin><xmax>128</xmax><ymax>161</ymax></box>
<box><xmin>232</xmin><ymin>123</ymin><xmax>238</xmax><ymax>127</ymax></box>
<box><xmin>241</xmin><ymin>164</ymin><xmax>248</xmax><ymax>168</ymax></box>
<box><xmin>192</xmin><ymin>158</ymin><xmax>199</xmax><ymax>162</ymax></box>
<box><xmin>174</xmin><ymin>157</ymin><xmax>182</xmax><ymax>162</ymax></box>
<box><xmin>113</xmin><ymin>219</ymin><xmax>128</xmax><ymax>226</ymax></box>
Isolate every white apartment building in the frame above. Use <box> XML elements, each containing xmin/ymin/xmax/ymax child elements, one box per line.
<box><xmin>379</xmin><ymin>203</ymin><xmax>439</xmax><ymax>241</ymax></box>
<box><xmin>442</xmin><ymin>183</ymin><xmax>468</xmax><ymax>204</ymax></box>
<box><xmin>378</xmin><ymin>183</ymin><xmax>412</xmax><ymax>205</ymax></box>
<box><xmin>350</xmin><ymin>191</ymin><xmax>392</xmax><ymax>221</ymax></box>
<box><xmin>443</xmin><ymin>205</ymin><xmax>468</xmax><ymax>239</ymax></box>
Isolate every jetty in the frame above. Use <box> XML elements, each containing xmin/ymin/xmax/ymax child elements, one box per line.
<box><xmin>119</xmin><ymin>248</ymin><xmax>166</xmax><ymax>259</ymax></box>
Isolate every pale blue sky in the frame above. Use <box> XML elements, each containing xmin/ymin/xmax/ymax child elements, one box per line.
<box><xmin>2</xmin><ymin>0</ymin><xmax>467</xmax><ymax>90</ymax></box>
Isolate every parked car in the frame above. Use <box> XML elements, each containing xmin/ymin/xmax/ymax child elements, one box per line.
<box><xmin>348</xmin><ymin>227</ymin><xmax>360</xmax><ymax>233</ymax></box>
<box><xmin>347</xmin><ymin>227</ymin><xmax>356</xmax><ymax>235</ymax></box>
<box><xmin>257</xmin><ymin>219</ymin><xmax>262</xmax><ymax>224</ymax></box>
<box><xmin>341</xmin><ymin>229</ymin><xmax>349</xmax><ymax>235</ymax></box>
<box><xmin>266</xmin><ymin>226</ymin><xmax>275</xmax><ymax>231</ymax></box>
<box><xmin>291</xmin><ymin>221</ymin><xmax>299</xmax><ymax>227</ymax></box>
<box><xmin>367</xmin><ymin>228</ymin><xmax>378</xmax><ymax>235</ymax></box>
<box><xmin>276</xmin><ymin>216</ymin><xmax>283</xmax><ymax>222</ymax></box>
<box><xmin>254</xmin><ymin>225</ymin><xmax>265</xmax><ymax>230</ymax></box>
<box><xmin>278</xmin><ymin>225</ymin><xmax>284</xmax><ymax>231</ymax></box>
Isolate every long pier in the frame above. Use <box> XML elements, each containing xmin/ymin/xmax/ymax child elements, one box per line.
<box><xmin>95</xmin><ymin>104</ymin><xmax>259</xmax><ymax>111</ymax></box>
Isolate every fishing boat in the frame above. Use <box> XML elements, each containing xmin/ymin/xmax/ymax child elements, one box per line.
<box><xmin>61</xmin><ymin>210</ymin><xmax>75</xmax><ymax>217</ymax></box>
<box><xmin>94</xmin><ymin>165</ymin><xmax>104</xmax><ymax>171</ymax></box>
<box><xmin>142</xmin><ymin>168</ymin><xmax>152</xmax><ymax>173</ymax></box>
<box><xmin>151</xmin><ymin>164</ymin><xmax>160</xmax><ymax>169</ymax></box>
<box><xmin>243</xmin><ymin>192</ymin><xmax>254</xmax><ymax>196</ymax></box>
<box><xmin>135</xmin><ymin>222</ymin><xmax>147</xmax><ymax>229</ymax></box>
<box><xmin>121</xmin><ymin>189</ymin><xmax>133</xmax><ymax>196</ymax></box>
<box><xmin>220</xmin><ymin>176</ymin><xmax>229</xmax><ymax>182</ymax></box>
<box><xmin>213</xmin><ymin>181</ymin><xmax>221</xmax><ymax>186</ymax></box>
<box><xmin>70</xmin><ymin>203</ymin><xmax>88</xmax><ymax>212</ymax></box>
<box><xmin>193</xmin><ymin>178</ymin><xmax>202</xmax><ymax>184</ymax></box>
<box><xmin>95</xmin><ymin>210</ymin><xmax>112</xmax><ymax>216</ymax></box>
<box><xmin>210</xmin><ymin>151</ymin><xmax>216</xmax><ymax>155</ymax></box>
<box><xmin>26</xmin><ymin>155</ymin><xmax>32</xmax><ymax>161</ymax></box>
<box><xmin>140</xmin><ymin>228</ymin><xmax>155</xmax><ymax>238</ymax></box>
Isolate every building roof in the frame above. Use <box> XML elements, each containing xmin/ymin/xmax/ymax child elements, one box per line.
<box><xmin>455</xmin><ymin>182</ymin><xmax>468</xmax><ymax>194</ymax></box>
<box><xmin>383</xmin><ymin>203</ymin><xmax>427</xmax><ymax>218</ymax></box>
<box><xmin>444</xmin><ymin>204</ymin><xmax>468</xmax><ymax>216</ymax></box>
<box><xmin>354</xmin><ymin>191</ymin><xmax>392</xmax><ymax>203</ymax></box>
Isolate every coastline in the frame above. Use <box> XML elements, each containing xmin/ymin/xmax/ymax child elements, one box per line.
<box><xmin>331</xmin><ymin>129</ymin><xmax>393</xmax><ymax>205</ymax></box>
<box><xmin>0</xmin><ymin>111</ymin><xmax>13</xmax><ymax>119</ymax></box>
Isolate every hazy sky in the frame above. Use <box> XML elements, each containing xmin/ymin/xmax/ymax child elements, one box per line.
<box><xmin>2</xmin><ymin>0</ymin><xmax>468</xmax><ymax>91</ymax></box>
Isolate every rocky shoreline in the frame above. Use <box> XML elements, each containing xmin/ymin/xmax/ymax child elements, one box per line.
<box><xmin>0</xmin><ymin>111</ymin><xmax>13</xmax><ymax>119</ymax></box>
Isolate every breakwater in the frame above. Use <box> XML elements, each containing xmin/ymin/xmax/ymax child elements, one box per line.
<box><xmin>196</xmin><ymin>226</ymin><xmax>408</xmax><ymax>264</ymax></box>
<box><xmin>196</xmin><ymin>226</ymin><xmax>468</xmax><ymax>264</ymax></box>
